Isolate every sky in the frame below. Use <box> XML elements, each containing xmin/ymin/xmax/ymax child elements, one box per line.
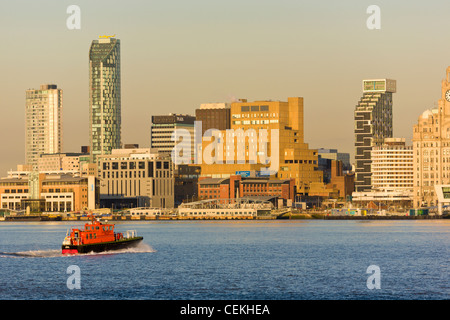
<box><xmin>1</xmin><ymin>0</ymin><xmax>450</xmax><ymax>175</ymax></box>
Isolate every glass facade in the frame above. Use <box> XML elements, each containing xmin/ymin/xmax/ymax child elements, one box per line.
<box><xmin>89</xmin><ymin>37</ymin><xmax>121</xmax><ymax>162</ymax></box>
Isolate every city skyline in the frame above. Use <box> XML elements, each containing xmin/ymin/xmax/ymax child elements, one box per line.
<box><xmin>2</xmin><ymin>0</ymin><xmax>450</xmax><ymax>175</ymax></box>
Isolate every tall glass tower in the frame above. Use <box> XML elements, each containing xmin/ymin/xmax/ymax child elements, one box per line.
<box><xmin>89</xmin><ymin>36</ymin><xmax>121</xmax><ymax>163</ymax></box>
<box><xmin>354</xmin><ymin>79</ymin><xmax>396</xmax><ymax>192</ymax></box>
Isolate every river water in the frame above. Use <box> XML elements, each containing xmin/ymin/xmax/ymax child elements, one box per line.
<box><xmin>0</xmin><ymin>220</ymin><xmax>448</xmax><ymax>300</ymax></box>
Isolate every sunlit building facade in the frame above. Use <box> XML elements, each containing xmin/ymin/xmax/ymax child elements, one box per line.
<box><xmin>25</xmin><ymin>84</ymin><xmax>62</xmax><ymax>169</ymax></box>
<box><xmin>413</xmin><ymin>67</ymin><xmax>450</xmax><ymax>208</ymax></box>
<box><xmin>198</xmin><ymin>97</ymin><xmax>325</xmax><ymax>195</ymax></box>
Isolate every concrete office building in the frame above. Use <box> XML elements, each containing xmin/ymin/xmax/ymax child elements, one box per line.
<box><xmin>371</xmin><ymin>138</ymin><xmax>413</xmax><ymax>194</ymax></box>
<box><xmin>352</xmin><ymin>138</ymin><xmax>413</xmax><ymax>206</ymax></box>
<box><xmin>25</xmin><ymin>84</ymin><xmax>62</xmax><ymax>169</ymax></box>
<box><xmin>354</xmin><ymin>79</ymin><xmax>395</xmax><ymax>192</ymax></box>
<box><xmin>97</xmin><ymin>148</ymin><xmax>174</xmax><ymax>209</ymax></box>
<box><xmin>89</xmin><ymin>36</ymin><xmax>121</xmax><ymax>162</ymax></box>
<box><xmin>151</xmin><ymin>114</ymin><xmax>196</xmax><ymax>162</ymax></box>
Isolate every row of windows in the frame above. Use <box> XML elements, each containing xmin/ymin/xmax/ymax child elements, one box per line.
<box><xmin>103</xmin><ymin>170</ymin><xmax>172</xmax><ymax>179</ymax></box>
<box><xmin>3</xmin><ymin>189</ymin><xmax>28</xmax><ymax>193</ymax></box>
<box><xmin>186</xmin><ymin>211</ymin><xmax>255</xmax><ymax>216</ymax></box>
<box><xmin>102</xmin><ymin>161</ymin><xmax>170</xmax><ymax>170</ymax></box>
<box><xmin>232</xmin><ymin>112</ymin><xmax>277</xmax><ymax>119</ymax></box>
<box><xmin>233</xmin><ymin>120</ymin><xmax>278</xmax><ymax>125</ymax></box>
<box><xmin>240</xmin><ymin>105</ymin><xmax>269</xmax><ymax>112</ymax></box>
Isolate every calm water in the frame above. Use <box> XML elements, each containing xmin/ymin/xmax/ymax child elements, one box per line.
<box><xmin>0</xmin><ymin>220</ymin><xmax>448</xmax><ymax>300</ymax></box>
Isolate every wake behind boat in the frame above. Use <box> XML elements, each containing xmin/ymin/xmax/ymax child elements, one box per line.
<box><xmin>62</xmin><ymin>216</ymin><xmax>143</xmax><ymax>255</ymax></box>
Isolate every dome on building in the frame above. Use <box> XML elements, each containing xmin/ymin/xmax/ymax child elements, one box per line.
<box><xmin>420</xmin><ymin>109</ymin><xmax>434</xmax><ymax>119</ymax></box>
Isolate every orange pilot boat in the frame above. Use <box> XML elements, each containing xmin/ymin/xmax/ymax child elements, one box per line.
<box><xmin>62</xmin><ymin>216</ymin><xmax>143</xmax><ymax>255</ymax></box>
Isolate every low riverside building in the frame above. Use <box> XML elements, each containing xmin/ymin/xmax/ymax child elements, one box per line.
<box><xmin>97</xmin><ymin>148</ymin><xmax>174</xmax><ymax>209</ymax></box>
<box><xmin>0</xmin><ymin>173</ymin><xmax>98</xmax><ymax>212</ymax></box>
<box><xmin>197</xmin><ymin>174</ymin><xmax>295</xmax><ymax>206</ymax></box>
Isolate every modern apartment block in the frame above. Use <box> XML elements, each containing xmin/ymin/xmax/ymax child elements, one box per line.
<box><xmin>354</xmin><ymin>79</ymin><xmax>395</xmax><ymax>192</ymax></box>
<box><xmin>413</xmin><ymin>67</ymin><xmax>450</xmax><ymax>208</ymax></box>
<box><xmin>97</xmin><ymin>148</ymin><xmax>174</xmax><ymax>209</ymax></box>
<box><xmin>89</xmin><ymin>36</ymin><xmax>121</xmax><ymax>162</ymax></box>
<box><xmin>198</xmin><ymin>97</ymin><xmax>325</xmax><ymax>196</ymax></box>
<box><xmin>25</xmin><ymin>84</ymin><xmax>62</xmax><ymax>168</ymax></box>
<box><xmin>150</xmin><ymin>113</ymin><xmax>195</xmax><ymax>162</ymax></box>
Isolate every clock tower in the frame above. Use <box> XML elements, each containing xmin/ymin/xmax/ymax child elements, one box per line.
<box><xmin>441</xmin><ymin>67</ymin><xmax>450</xmax><ymax>116</ymax></box>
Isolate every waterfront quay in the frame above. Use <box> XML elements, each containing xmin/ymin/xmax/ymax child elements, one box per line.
<box><xmin>1</xmin><ymin>210</ymin><xmax>447</xmax><ymax>222</ymax></box>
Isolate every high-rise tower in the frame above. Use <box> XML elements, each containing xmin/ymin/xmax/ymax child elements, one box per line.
<box><xmin>354</xmin><ymin>79</ymin><xmax>395</xmax><ymax>192</ymax></box>
<box><xmin>25</xmin><ymin>84</ymin><xmax>63</xmax><ymax>168</ymax></box>
<box><xmin>89</xmin><ymin>36</ymin><xmax>121</xmax><ymax>162</ymax></box>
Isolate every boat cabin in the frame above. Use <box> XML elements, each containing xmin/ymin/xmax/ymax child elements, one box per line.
<box><xmin>65</xmin><ymin>217</ymin><xmax>123</xmax><ymax>246</ymax></box>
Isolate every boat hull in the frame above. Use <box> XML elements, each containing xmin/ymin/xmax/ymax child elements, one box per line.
<box><xmin>62</xmin><ymin>237</ymin><xmax>143</xmax><ymax>255</ymax></box>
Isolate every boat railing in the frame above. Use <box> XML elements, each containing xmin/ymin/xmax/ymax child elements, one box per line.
<box><xmin>124</xmin><ymin>230</ymin><xmax>137</xmax><ymax>239</ymax></box>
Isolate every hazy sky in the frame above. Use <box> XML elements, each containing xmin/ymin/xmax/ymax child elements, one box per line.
<box><xmin>1</xmin><ymin>0</ymin><xmax>450</xmax><ymax>175</ymax></box>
